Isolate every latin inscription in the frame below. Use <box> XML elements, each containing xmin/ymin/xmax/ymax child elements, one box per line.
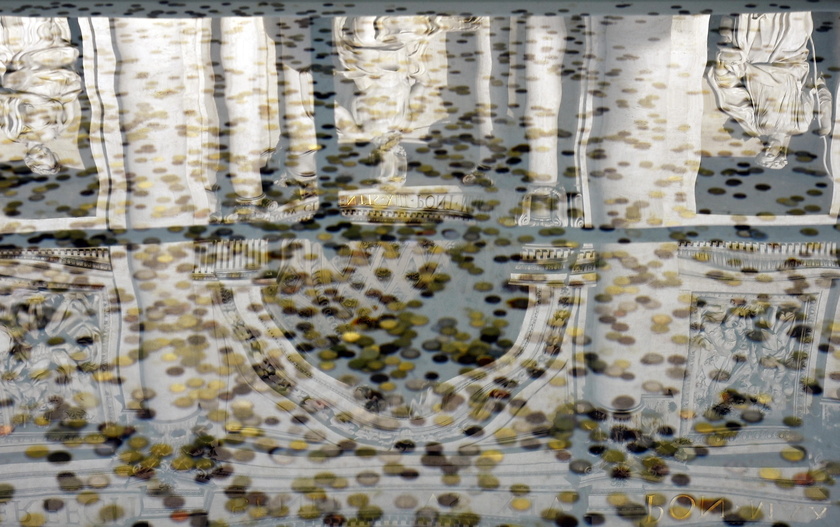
<box><xmin>338</xmin><ymin>192</ymin><xmax>471</xmax><ymax>213</ymax></box>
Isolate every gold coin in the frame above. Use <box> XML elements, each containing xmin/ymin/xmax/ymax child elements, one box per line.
<box><xmin>225</xmin><ymin>498</ymin><xmax>248</xmax><ymax>513</ymax></box>
<box><xmin>758</xmin><ymin>467</ymin><xmax>781</xmax><ymax>480</ymax></box>
<box><xmin>804</xmin><ymin>487</ymin><xmax>829</xmax><ymax>501</ymax></box>
<box><xmin>85</xmin><ymin>434</ymin><xmax>106</xmax><ymax>445</ymax></box>
<box><xmin>331</xmin><ymin>477</ymin><xmax>349</xmax><ymax>489</ymax></box>
<box><xmin>781</xmin><ymin>446</ymin><xmax>806</xmax><ymax>462</ymax></box>
<box><xmin>607</xmin><ymin>493</ymin><xmax>628</xmax><ymax>506</ymax></box>
<box><xmin>76</xmin><ymin>491</ymin><xmax>99</xmax><ymax>505</ymax></box>
<box><xmin>289</xmin><ymin>440</ymin><xmax>308</xmax><ymax>451</ymax></box>
<box><xmin>442</xmin><ymin>474</ymin><xmax>461</xmax><ymax>486</ymax></box>
<box><xmin>652</xmin><ymin>314</ymin><xmax>673</xmax><ymax>325</ymax></box>
<box><xmin>557</xmin><ymin>490</ymin><xmax>580</xmax><ymax>503</ymax></box>
<box><xmin>348</xmin><ymin>494</ymin><xmax>369</xmax><ymax>507</ymax></box>
<box><xmin>694</xmin><ymin>422</ymin><xmax>714</xmax><ymax>434</ymax></box>
<box><xmin>25</xmin><ymin>445</ymin><xmax>49</xmax><ymax>459</ymax></box>
<box><xmin>99</xmin><ymin>504</ymin><xmax>125</xmax><ymax>522</ymax></box>
<box><xmin>173</xmin><ymin>396</ymin><xmax>193</xmax><ymax>408</ymax></box>
<box><xmin>510</xmin><ymin>498</ymin><xmax>531</xmax><ymax>511</ymax></box>
<box><xmin>342</xmin><ymin>332</ymin><xmax>361</xmax><ymax>343</ymax></box>
<box><xmin>20</xmin><ymin>513</ymin><xmax>46</xmax><ymax>527</ymax></box>
<box><xmin>113</xmin><ymin>465</ymin><xmax>133</xmax><ymax>477</ymax></box>
<box><xmin>87</xmin><ymin>475</ymin><xmax>110</xmax><ymax>489</ymax></box>
<box><xmin>248</xmin><ymin>507</ymin><xmax>268</xmax><ymax>519</ymax></box>
<box><xmin>482</xmin><ymin>450</ymin><xmax>504</xmax><ymax>463</ymax></box>
<box><xmin>478</xmin><ymin>474</ymin><xmax>499</xmax><ymax>489</ymax></box>
<box><xmin>171</xmin><ymin>457</ymin><xmax>194</xmax><ymax>470</ymax></box>
<box><xmin>128</xmin><ymin>437</ymin><xmax>149</xmax><ymax>450</ymax></box>
<box><xmin>395</xmin><ymin>494</ymin><xmax>418</xmax><ymax>509</ymax></box>
<box><xmin>149</xmin><ymin>444</ymin><xmax>173</xmax><ymax>457</ymax></box>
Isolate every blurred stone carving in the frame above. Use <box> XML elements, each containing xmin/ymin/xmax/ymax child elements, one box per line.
<box><xmin>334</xmin><ymin>16</ymin><xmax>478</xmax><ymax>186</ymax></box>
<box><xmin>0</xmin><ymin>17</ymin><xmax>81</xmax><ymax>175</ymax></box>
<box><xmin>221</xmin><ymin>18</ymin><xmax>320</xmax><ymax>223</ymax></box>
<box><xmin>691</xmin><ymin>295</ymin><xmax>805</xmax><ymax>408</ymax></box>
<box><xmin>708</xmin><ymin>13</ymin><xmax>832</xmax><ymax>169</ymax></box>
<box><xmin>0</xmin><ymin>290</ymin><xmax>102</xmax><ymax>426</ymax></box>
<box><xmin>518</xmin><ymin>187</ymin><xmax>568</xmax><ymax>227</ymax></box>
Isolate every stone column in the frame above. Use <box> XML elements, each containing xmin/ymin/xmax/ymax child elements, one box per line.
<box><xmin>114</xmin><ymin>19</ymin><xmax>218</xmax><ymax>228</ymax></box>
<box><xmin>584</xmin><ymin>15</ymin><xmax>708</xmax><ymax>228</ymax></box>
<box><xmin>220</xmin><ymin>17</ymin><xmax>280</xmax><ymax>203</ymax></box>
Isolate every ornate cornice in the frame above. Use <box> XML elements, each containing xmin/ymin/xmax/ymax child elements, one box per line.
<box><xmin>193</xmin><ymin>239</ymin><xmax>268</xmax><ymax>280</ymax></box>
<box><xmin>678</xmin><ymin>241</ymin><xmax>840</xmax><ymax>273</ymax></box>
<box><xmin>0</xmin><ymin>248</ymin><xmax>111</xmax><ymax>271</ymax></box>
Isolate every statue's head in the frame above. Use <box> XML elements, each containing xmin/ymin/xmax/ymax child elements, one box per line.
<box><xmin>24</xmin><ymin>144</ymin><xmax>60</xmax><ymax>175</ymax></box>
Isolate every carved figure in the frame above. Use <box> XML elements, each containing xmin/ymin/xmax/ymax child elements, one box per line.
<box><xmin>334</xmin><ymin>16</ymin><xmax>478</xmax><ymax>187</ymax></box>
<box><xmin>0</xmin><ymin>17</ymin><xmax>81</xmax><ymax>175</ymax></box>
<box><xmin>708</xmin><ymin>13</ymin><xmax>832</xmax><ymax>169</ymax></box>
<box><xmin>695</xmin><ymin>298</ymin><xmax>802</xmax><ymax>413</ymax></box>
<box><xmin>0</xmin><ymin>292</ymin><xmax>100</xmax><ymax>423</ymax></box>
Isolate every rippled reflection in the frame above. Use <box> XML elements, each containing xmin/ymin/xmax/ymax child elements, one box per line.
<box><xmin>0</xmin><ymin>10</ymin><xmax>838</xmax><ymax>527</ymax></box>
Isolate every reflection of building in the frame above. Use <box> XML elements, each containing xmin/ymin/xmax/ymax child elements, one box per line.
<box><xmin>2</xmin><ymin>11</ymin><xmax>840</xmax><ymax>527</ymax></box>
<box><xmin>193</xmin><ymin>238</ymin><xmax>595</xmax><ymax>447</ymax></box>
<box><xmin>0</xmin><ymin>248</ymin><xmax>125</xmax><ymax>433</ymax></box>
<box><xmin>0</xmin><ymin>237</ymin><xmax>838</xmax><ymax>524</ymax></box>
<box><xmin>0</xmin><ymin>17</ymin><xmax>125</xmax><ymax>233</ymax></box>
<box><xmin>676</xmin><ymin>242</ymin><xmax>834</xmax><ymax>441</ymax></box>
<box><xmin>114</xmin><ymin>18</ymin><xmax>320</xmax><ymax>228</ymax></box>
<box><xmin>0</xmin><ymin>17</ymin><xmax>81</xmax><ymax>175</ymax></box>
<box><xmin>708</xmin><ymin>13</ymin><xmax>831</xmax><ymax>170</ymax></box>
<box><xmin>580</xmin><ymin>13</ymin><xmax>840</xmax><ymax>227</ymax></box>
<box><xmin>561</xmin><ymin>240</ymin><xmax>840</xmax><ymax>525</ymax></box>
<box><xmin>0</xmin><ymin>15</ymin><xmax>608</xmax><ymax>232</ymax></box>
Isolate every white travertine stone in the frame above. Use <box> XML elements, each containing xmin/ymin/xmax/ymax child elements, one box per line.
<box><xmin>524</xmin><ymin>16</ymin><xmax>564</xmax><ymax>184</ymax></box>
<box><xmin>584</xmin><ymin>15</ymin><xmax>708</xmax><ymax>228</ymax></box>
<box><xmin>474</xmin><ymin>17</ymin><xmax>511</xmax><ymax>171</ymax></box>
<box><xmin>220</xmin><ymin>17</ymin><xmax>280</xmax><ymax>201</ymax></box>
<box><xmin>583</xmin><ymin>243</ymin><xmax>679</xmax><ymax>414</ymax></box>
<box><xmin>0</xmin><ymin>248</ymin><xmax>124</xmax><ymax>430</ymax></box>
<box><xmin>266</xmin><ymin>17</ymin><xmax>317</xmax><ymax>187</ymax></box>
<box><xmin>831</xmin><ymin>54</ymin><xmax>840</xmax><ymax>216</ymax></box>
<box><xmin>115</xmin><ymin>19</ymin><xmax>218</xmax><ymax>228</ymax></box>
<box><xmin>676</xmin><ymin>242</ymin><xmax>830</xmax><ymax>451</ymax></box>
<box><xmin>0</xmin><ymin>17</ymin><xmax>126</xmax><ymax>232</ymax></box>
<box><xmin>333</xmin><ymin>16</ymin><xmax>453</xmax><ymax>143</ymax></box>
<box><xmin>126</xmin><ymin>242</ymin><xmax>222</xmax><ymax>432</ymax></box>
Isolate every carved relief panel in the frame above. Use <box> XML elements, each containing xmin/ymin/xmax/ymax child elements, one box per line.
<box><xmin>0</xmin><ymin>17</ymin><xmax>125</xmax><ymax>233</ymax></box>
<box><xmin>677</xmin><ymin>242</ymin><xmax>833</xmax><ymax>447</ymax></box>
<box><xmin>0</xmin><ymin>248</ymin><xmax>125</xmax><ymax>440</ymax></box>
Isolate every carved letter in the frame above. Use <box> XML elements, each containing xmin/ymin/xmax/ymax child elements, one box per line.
<box><xmin>701</xmin><ymin>497</ymin><xmax>726</xmax><ymax>518</ymax></box>
<box><xmin>669</xmin><ymin>495</ymin><xmax>695</xmax><ymax>520</ymax></box>
<box><xmin>645</xmin><ymin>495</ymin><xmax>663</xmax><ymax>523</ymax></box>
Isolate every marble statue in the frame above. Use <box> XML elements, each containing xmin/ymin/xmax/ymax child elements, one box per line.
<box><xmin>709</xmin><ymin>13</ymin><xmax>832</xmax><ymax>169</ymax></box>
<box><xmin>0</xmin><ymin>17</ymin><xmax>81</xmax><ymax>175</ymax></box>
<box><xmin>334</xmin><ymin>16</ymin><xmax>478</xmax><ymax>188</ymax></box>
